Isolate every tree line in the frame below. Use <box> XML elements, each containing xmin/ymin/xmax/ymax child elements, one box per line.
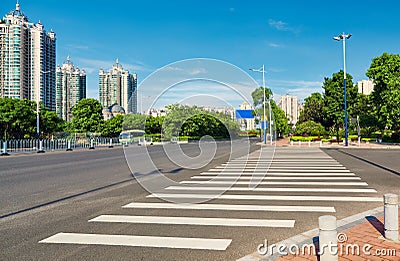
<box><xmin>0</xmin><ymin>97</ymin><xmax>240</xmax><ymax>140</ymax></box>
<box><xmin>297</xmin><ymin>52</ymin><xmax>400</xmax><ymax>141</ymax></box>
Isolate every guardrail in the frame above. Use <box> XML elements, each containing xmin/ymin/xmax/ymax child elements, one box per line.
<box><xmin>0</xmin><ymin>138</ymin><xmax>121</xmax><ymax>154</ymax></box>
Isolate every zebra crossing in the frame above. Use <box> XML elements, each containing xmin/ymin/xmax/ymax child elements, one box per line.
<box><xmin>39</xmin><ymin>147</ymin><xmax>382</xmax><ymax>253</ymax></box>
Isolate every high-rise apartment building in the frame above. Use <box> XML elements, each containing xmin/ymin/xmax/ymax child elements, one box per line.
<box><xmin>357</xmin><ymin>79</ymin><xmax>374</xmax><ymax>95</ymax></box>
<box><xmin>0</xmin><ymin>3</ymin><xmax>56</xmax><ymax>110</ymax></box>
<box><xmin>56</xmin><ymin>56</ymin><xmax>86</xmax><ymax>121</ymax></box>
<box><xmin>99</xmin><ymin>60</ymin><xmax>137</xmax><ymax>114</ymax></box>
<box><xmin>277</xmin><ymin>94</ymin><xmax>300</xmax><ymax>125</ymax></box>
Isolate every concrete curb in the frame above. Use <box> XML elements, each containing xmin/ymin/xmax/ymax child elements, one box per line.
<box><xmin>238</xmin><ymin>206</ymin><xmax>384</xmax><ymax>261</ymax></box>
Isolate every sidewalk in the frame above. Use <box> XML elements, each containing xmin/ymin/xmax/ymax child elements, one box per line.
<box><xmin>272</xmin><ymin>138</ymin><xmax>400</xmax><ymax>149</ymax></box>
<box><xmin>240</xmin><ymin>207</ymin><xmax>400</xmax><ymax>260</ymax></box>
<box><xmin>277</xmin><ymin>210</ymin><xmax>400</xmax><ymax>260</ymax></box>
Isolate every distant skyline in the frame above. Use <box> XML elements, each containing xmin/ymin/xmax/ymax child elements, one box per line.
<box><xmin>2</xmin><ymin>0</ymin><xmax>400</xmax><ymax>108</ymax></box>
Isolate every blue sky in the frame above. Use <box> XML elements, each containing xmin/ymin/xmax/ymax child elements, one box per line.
<box><xmin>2</xmin><ymin>0</ymin><xmax>400</xmax><ymax>108</ymax></box>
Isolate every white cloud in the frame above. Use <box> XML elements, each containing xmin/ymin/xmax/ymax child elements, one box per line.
<box><xmin>188</xmin><ymin>68</ymin><xmax>207</xmax><ymax>75</ymax></box>
<box><xmin>268</xmin><ymin>43</ymin><xmax>283</xmax><ymax>48</ymax></box>
<box><xmin>268</xmin><ymin>19</ymin><xmax>301</xmax><ymax>34</ymax></box>
<box><xmin>268</xmin><ymin>79</ymin><xmax>323</xmax><ymax>101</ymax></box>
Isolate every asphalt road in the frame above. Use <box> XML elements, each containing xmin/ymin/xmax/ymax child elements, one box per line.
<box><xmin>0</xmin><ymin>144</ymin><xmax>399</xmax><ymax>260</ymax></box>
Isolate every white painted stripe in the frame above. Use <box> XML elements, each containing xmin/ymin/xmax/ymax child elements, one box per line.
<box><xmin>209</xmin><ymin>167</ymin><xmax>350</xmax><ymax>173</ymax></box>
<box><xmin>147</xmin><ymin>194</ymin><xmax>382</xmax><ymax>202</ymax></box>
<box><xmin>201</xmin><ymin>172</ymin><xmax>356</xmax><ymax>176</ymax></box>
<box><xmin>223</xmin><ymin>162</ymin><xmax>342</xmax><ymax>165</ymax></box>
<box><xmin>89</xmin><ymin>215</ymin><xmax>296</xmax><ymax>227</ymax></box>
<box><xmin>165</xmin><ymin>186</ymin><xmax>377</xmax><ymax>193</ymax></box>
<box><xmin>180</xmin><ymin>181</ymin><xmax>368</xmax><ymax>186</ymax></box>
<box><xmin>121</xmin><ymin>202</ymin><xmax>334</xmax><ymax>213</ymax></box>
<box><xmin>39</xmin><ymin>233</ymin><xmax>232</xmax><ymax>250</ymax></box>
<box><xmin>215</xmin><ymin>164</ymin><xmax>346</xmax><ymax>171</ymax></box>
<box><xmin>191</xmin><ymin>176</ymin><xmax>362</xmax><ymax>180</ymax></box>
<box><xmin>225</xmin><ymin>164</ymin><xmax>344</xmax><ymax>167</ymax></box>
<box><xmin>230</xmin><ymin>158</ymin><xmax>337</xmax><ymax>162</ymax></box>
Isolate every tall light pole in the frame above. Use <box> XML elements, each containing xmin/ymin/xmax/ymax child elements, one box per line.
<box><xmin>36</xmin><ymin>70</ymin><xmax>51</xmax><ymax>153</ymax></box>
<box><xmin>250</xmin><ymin>65</ymin><xmax>272</xmax><ymax>145</ymax></box>
<box><xmin>36</xmin><ymin>70</ymin><xmax>51</xmax><ymax>139</ymax></box>
<box><xmin>333</xmin><ymin>33</ymin><xmax>352</xmax><ymax>147</ymax></box>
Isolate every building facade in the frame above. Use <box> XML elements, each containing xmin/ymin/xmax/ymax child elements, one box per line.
<box><xmin>357</xmin><ymin>79</ymin><xmax>374</xmax><ymax>95</ymax></box>
<box><xmin>277</xmin><ymin>94</ymin><xmax>299</xmax><ymax>125</ymax></box>
<box><xmin>0</xmin><ymin>3</ymin><xmax>56</xmax><ymax>110</ymax></box>
<box><xmin>56</xmin><ymin>56</ymin><xmax>86</xmax><ymax>121</ymax></box>
<box><xmin>99</xmin><ymin>60</ymin><xmax>137</xmax><ymax>114</ymax></box>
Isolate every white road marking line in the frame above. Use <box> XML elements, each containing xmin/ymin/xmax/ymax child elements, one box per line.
<box><xmin>201</xmin><ymin>172</ymin><xmax>356</xmax><ymax>176</ymax></box>
<box><xmin>121</xmin><ymin>202</ymin><xmax>334</xmax><ymax>213</ymax></box>
<box><xmin>208</xmin><ymin>167</ymin><xmax>350</xmax><ymax>172</ymax></box>
<box><xmin>180</xmin><ymin>181</ymin><xmax>368</xmax><ymax>186</ymax></box>
<box><xmin>223</xmin><ymin>163</ymin><xmax>343</xmax><ymax>165</ymax></box>
<box><xmin>230</xmin><ymin>158</ymin><xmax>338</xmax><ymax>160</ymax></box>
<box><xmin>39</xmin><ymin>233</ymin><xmax>232</xmax><ymax>251</ymax></box>
<box><xmin>147</xmin><ymin>194</ymin><xmax>382</xmax><ymax>202</ymax></box>
<box><xmin>89</xmin><ymin>214</ymin><xmax>296</xmax><ymax>227</ymax></box>
<box><xmin>191</xmin><ymin>176</ymin><xmax>362</xmax><ymax>180</ymax></box>
<box><xmin>215</xmin><ymin>164</ymin><xmax>346</xmax><ymax>171</ymax></box>
<box><xmin>165</xmin><ymin>186</ymin><xmax>377</xmax><ymax>193</ymax></box>
<box><xmin>89</xmin><ymin>214</ymin><xmax>295</xmax><ymax>228</ymax></box>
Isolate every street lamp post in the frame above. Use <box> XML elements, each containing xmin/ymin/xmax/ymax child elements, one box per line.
<box><xmin>37</xmin><ymin>70</ymin><xmax>51</xmax><ymax>153</ymax></box>
<box><xmin>250</xmin><ymin>65</ymin><xmax>272</xmax><ymax>145</ymax></box>
<box><xmin>333</xmin><ymin>33</ymin><xmax>352</xmax><ymax>147</ymax></box>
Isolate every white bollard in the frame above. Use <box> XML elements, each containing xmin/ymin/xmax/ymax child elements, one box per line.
<box><xmin>318</xmin><ymin>215</ymin><xmax>338</xmax><ymax>261</ymax></box>
<box><xmin>37</xmin><ymin>140</ymin><xmax>45</xmax><ymax>153</ymax></box>
<box><xmin>89</xmin><ymin>139</ymin><xmax>95</xmax><ymax>150</ymax></box>
<box><xmin>384</xmin><ymin>194</ymin><xmax>399</xmax><ymax>241</ymax></box>
<box><xmin>308</xmin><ymin>140</ymin><xmax>311</xmax><ymax>147</ymax></box>
<box><xmin>320</xmin><ymin>140</ymin><xmax>323</xmax><ymax>147</ymax></box>
<box><xmin>66</xmin><ymin>140</ymin><xmax>73</xmax><ymax>151</ymax></box>
<box><xmin>108</xmin><ymin>139</ymin><xmax>113</xmax><ymax>148</ymax></box>
<box><xmin>290</xmin><ymin>140</ymin><xmax>294</xmax><ymax>146</ymax></box>
<box><xmin>1</xmin><ymin>141</ymin><xmax>10</xmax><ymax>156</ymax></box>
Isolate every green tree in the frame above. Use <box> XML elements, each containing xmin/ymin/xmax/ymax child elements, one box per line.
<box><xmin>70</xmin><ymin>98</ymin><xmax>104</xmax><ymax>133</ymax></box>
<box><xmin>40</xmin><ymin>106</ymin><xmax>65</xmax><ymax>136</ymax></box>
<box><xmin>0</xmin><ymin>98</ymin><xmax>36</xmax><ymax>139</ymax></box>
<box><xmin>295</xmin><ymin>120</ymin><xmax>325</xmax><ymax>137</ymax></box>
<box><xmin>102</xmin><ymin>114</ymin><xmax>124</xmax><ymax>137</ymax></box>
<box><xmin>366</xmin><ymin>52</ymin><xmax>400</xmax><ymax>131</ymax></box>
<box><xmin>122</xmin><ymin>114</ymin><xmax>146</xmax><ymax>130</ymax></box>
<box><xmin>299</xmin><ymin>92</ymin><xmax>324</xmax><ymax>124</ymax></box>
<box><xmin>251</xmin><ymin>87</ymin><xmax>272</xmax><ymax>107</ymax></box>
<box><xmin>162</xmin><ymin>104</ymin><xmax>239</xmax><ymax>139</ymax></box>
<box><xmin>251</xmin><ymin>87</ymin><xmax>290</xmax><ymax>137</ymax></box>
<box><xmin>145</xmin><ymin>116</ymin><xmax>164</xmax><ymax>134</ymax></box>
<box><xmin>322</xmin><ymin>71</ymin><xmax>358</xmax><ymax>140</ymax></box>
<box><xmin>271</xmin><ymin>101</ymin><xmax>291</xmax><ymax>136</ymax></box>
